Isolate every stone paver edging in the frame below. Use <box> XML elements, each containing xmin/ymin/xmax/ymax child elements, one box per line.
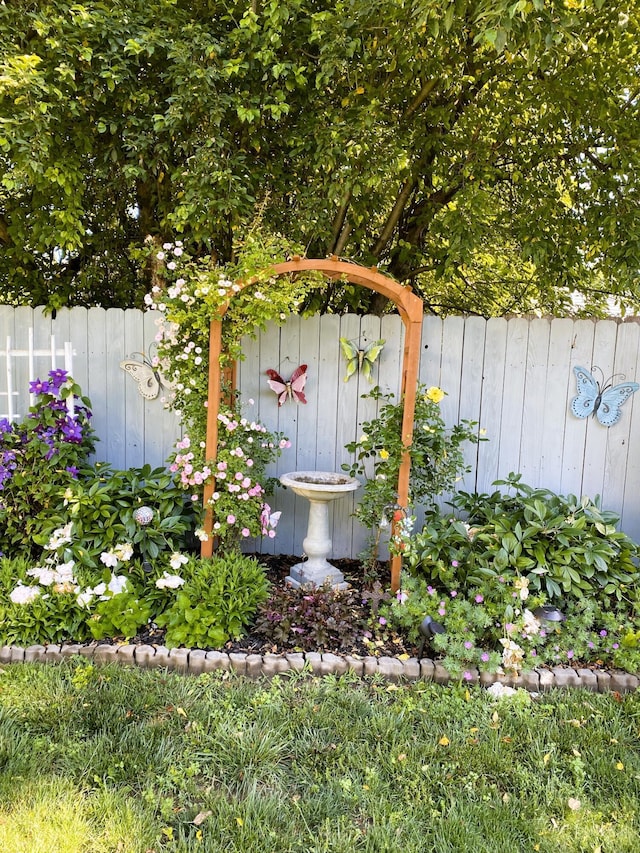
<box><xmin>1</xmin><ymin>643</ymin><xmax>638</xmax><ymax>693</ymax></box>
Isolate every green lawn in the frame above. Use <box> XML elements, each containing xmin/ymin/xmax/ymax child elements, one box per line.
<box><xmin>0</xmin><ymin>661</ymin><xmax>639</xmax><ymax>852</ymax></box>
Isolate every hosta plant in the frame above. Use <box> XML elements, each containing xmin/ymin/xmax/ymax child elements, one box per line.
<box><xmin>399</xmin><ymin>474</ymin><xmax>640</xmax><ymax>604</ymax></box>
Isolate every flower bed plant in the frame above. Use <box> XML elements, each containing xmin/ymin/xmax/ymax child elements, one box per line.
<box><xmin>0</xmin><ymin>370</ymin><xmax>95</xmax><ymax>558</ymax></box>
<box><xmin>145</xmin><ymin>234</ymin><xmax>318</xmax><ymax>534</ymax></box>
<box><xmin>0</xmin><ymin>373</ymin><xmax>271</xmax><ymax>648</ymax></box>
<box><xmin>378</xmin><ymin>474</ymin><xmax>640</xmax><ymax>676</ymax></box>
<box><xmin>344</xmin><ymin>383</ymin><xmax>481</xmax><ymax>562</ymax></box>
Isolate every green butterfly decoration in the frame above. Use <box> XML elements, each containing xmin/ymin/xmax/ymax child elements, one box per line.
<box><xmin>339</xmin><ymin>338</ymin><xmax>385</xmax><ymax>383</ymax></box>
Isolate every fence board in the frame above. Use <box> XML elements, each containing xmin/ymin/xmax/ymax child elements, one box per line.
<box><xmin>519</xmin><ymin>319</ymin><xmax>551</xmax><ymax>486</ymax></box>
<box><xmin>562</xmin><ymin>320</ymin><xmax>596</xmax><ymax>497</ymax></box>
<box><xmin>499</xmin><ymin>318</ymin><xmax>529</xmax><ymax>478</ymax></box>
<box><xmin>459</xmin><ymin>316</ymin><xmax>486</xmax><ymax>491</ymax></box>
<box><xmin>603</xmin><ymin>322</ymin><xmax>639</xmax><ymax>518</ymax></box>
<box><xmin>540</xmin><ymin>318</ymin><xmax>574</xmax><ymax>494</ymax></box>
<box><xmin>581</xmin><ymin>321</ymin><xmax>618</xmax><ymax>502</ymax></box>
<box><xmin>476</xmin><ymin>317</ymin><xmax>508</xmax><ymax>494</ymax></box>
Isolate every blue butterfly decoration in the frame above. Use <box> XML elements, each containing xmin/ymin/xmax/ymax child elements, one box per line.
<box><xmin>571</xmin><ymin>365</ymin><xmax>639</xmax><ymax>427</ymax></box>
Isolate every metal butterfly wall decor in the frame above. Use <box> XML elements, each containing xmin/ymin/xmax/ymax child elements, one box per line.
<box><xmin>339</xmin><ymin>338</ymin><xmax>385</xmax><ymax>383</ymax></box>
<box><xmin>120</xmin><ymin>350</ymin><xmax>175</xmax><ymax>400</ymax></box>
<box><xmin>265</xmin><ymin>364</ymin><xmax>308</xmax><ymax>406</ymax></box>
<box><xmin>571</xmin><ymin>365</ymin><xmax>639</xmax><ymax>427</ymax></box>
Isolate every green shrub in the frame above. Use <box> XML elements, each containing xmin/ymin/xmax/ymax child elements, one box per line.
<box><xmin>0</xmin><ymin>557</ymin><xmax>91</xmax><ymax>645</ymax></box>
<box><xmin>89</xmin><ymin>583</ymin><xmax>152</xmax><ymax>641</ymax></box>
<box><xmin>343</xmin><ymin>384</ymin><xmax>479</xmax><ymax>535</ymax></box>
<box><xmin>156</xmin><ymin>554</ymin><xmax>270</xmax><ymax>648</ymax></box>
<box><xmin>402</xmin><ymin>474</ymin><xmax>640</xmax><ymax>603</ymax></box>
<box><xmin>34</xmin><ymin>463</ymin><xmax>199</xmax><ymax>569</ymax></box>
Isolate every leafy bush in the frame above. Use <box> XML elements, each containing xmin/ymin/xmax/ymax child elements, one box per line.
<box><xmin>156</xmin><ymin>554</ymin><xmax>270</xmax><ymax>648</ymax></box>
<box><xmin>401</xmin><ymin>474</ymin><xmax>640</xmax><ymax>603</ymax></box>
<box><xmin>89</xmin><ymin>584</ymin><xmax>152</xmax><ymax>641</ymax></box>
<box><xmin>380</xmin><ymin>571</ymin><xmax>640</xmax><ymax>677</ymax></box>
<box><xmin>0</xmin><ymin>370</ymin><xmax>95</xmax><ymax>558</ymax></box>
<box><xmin>254</xmin><ymin>583</ymin><xmax>368</xmax><ymax>651</ymax></box>
<box><xmin>33</xmin><ymin>463</ymin><xmax>198</xmax><ymax>569</ymax></box>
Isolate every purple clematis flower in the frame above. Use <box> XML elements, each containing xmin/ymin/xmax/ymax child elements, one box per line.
<box><xmin>29</xmin><ymin>378</ymin><xmax>52</xmax><ymax>396</ymax></box>
<box><xmin>48</xmin><ymin>369</ymin><xmax>68</xmax><ymax>391</ymax></box>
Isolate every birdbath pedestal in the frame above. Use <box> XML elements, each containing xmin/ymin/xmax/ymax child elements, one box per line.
<box><xmin>279</xmin><ymin>471</ymin><xmax>360</xmax><ymax>589</ymax></box>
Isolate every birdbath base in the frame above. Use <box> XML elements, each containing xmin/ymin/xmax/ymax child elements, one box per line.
<box><xmin>286</xmin><ymin>559</ymin><xmax>348</xmax><ymax>590</ymax></box>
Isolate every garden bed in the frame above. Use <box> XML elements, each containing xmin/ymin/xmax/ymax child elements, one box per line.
<box><xmin>3</xmin><ymin>552</ymin><xmax>636</xmax><ymax>696</ymax></box>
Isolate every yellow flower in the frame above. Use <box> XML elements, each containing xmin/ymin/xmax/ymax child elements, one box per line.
<box><xmin>379</xmin><ymin>448</ymin><xmax>390</xmax><ymax>460</ymax></box>
<box><xmin>425</xmin><ymin>386</ymin><xmax>445</xmax><ymax>403</ymax></box>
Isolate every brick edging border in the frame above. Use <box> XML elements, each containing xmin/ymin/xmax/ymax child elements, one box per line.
<box><xmin>1</xmin><ymin>642</ymin><xmax>639</xmax><ymax>693</ymax></box>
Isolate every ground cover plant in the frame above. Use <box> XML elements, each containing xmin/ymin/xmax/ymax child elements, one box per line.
<box><xmin>0</xmin><ymin>662</ymin><xmax>639</xmax><ymax>853</ymax></box>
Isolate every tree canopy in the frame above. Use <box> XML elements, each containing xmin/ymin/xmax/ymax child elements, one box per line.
<box><xmin>0</xmin><ymin>0</ymin><xmax>638</xmax><ymax>315</ymax></box>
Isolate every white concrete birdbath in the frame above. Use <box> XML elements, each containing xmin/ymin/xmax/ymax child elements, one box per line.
<box><xmin>279</xmin><ymin>471</ymin><xmax>361</xmax><ymax>589</ymax></box>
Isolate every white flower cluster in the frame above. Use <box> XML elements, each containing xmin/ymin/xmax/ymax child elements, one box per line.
<box><xmin>44</xmin><ymin>523</ymin><xmax>73</xmax><ymax>550</ymax></box>
<box><xmin>9</xmin><ymin>583</ymin><xmax>42</xmax><ymax>605</ymax></box>
<box><xmin>155</xmin><ymin>571</ymin><xmax>185</xmax><ymax>590</ymax></box>
<box><xmin>77</xmin><ymin>574</ymin><xmax>129</xmax><ymax>609</ymax></box>
<box><xmin>100</xmin><ymin>542</ymin><xmax>134</xmax><ymax>568</ymax></box>
<box><xmin>27</xmin><ymin>560</ymin><xmax>76</xmax><ymax>588</ymax></box>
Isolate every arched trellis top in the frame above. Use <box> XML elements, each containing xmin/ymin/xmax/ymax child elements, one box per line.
<box><xmin>201</xmin><ymin>256</ymin><xmax>423</xmax><ymax>591</ymax></box>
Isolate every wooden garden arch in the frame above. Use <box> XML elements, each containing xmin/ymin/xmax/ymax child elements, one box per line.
<box><xmin>200</xmin><ymin>256</ymin><xmax>423</xmax><ymax>591</ymax></box>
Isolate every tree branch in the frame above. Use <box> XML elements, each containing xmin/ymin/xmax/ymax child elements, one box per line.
<box><xmin>329</xmin><ymin>190</ymin><xmax>352</xmax><ymax>254</ymax></box>
<box><xmin>370</xmin><ymin>174</ymin><xmax>418</xmax><ymax>258</ymax></box>
<box><xmin>403</xmin><ymin>78</ymin><xmax>438</xmax><ymax>120</ymax></box>
<box><xmin>0</xmin><ymin>214</ymin><xmax>12</xmax><ymax>245</ymax></box>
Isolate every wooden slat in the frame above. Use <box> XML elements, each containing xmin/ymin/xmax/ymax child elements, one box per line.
<box><xmin>498</xmin><ymin>318</ymin><xmax>529</xmax><ymax>479</ymax></box>
<box><xmin>603</xmin><ymin>322</ymin><xmax>639</xmax><ymax>518</ymax></box>
<box><xmin>581</xmin><ymin>321</ymin><xmax>618</xmax><ymax>501</ymax></box>
<box><xmin>475</xmin><ymin>317</ymin><xmax>508</xmax><ymax>494</ymax></box>
<box><xmin>458</xmin><ymin>317</ymin><xmax>486</xmax><ymax>492</ymax></box>
<box><xmin>562</xmin><ymin>319</ymin><xmax>596</xmax><ymax>497</ymax></box>
<box><xmin>519</xmin><ymin>319</ymin><xmax>551</xmax><ymax>487</ymax></box>
<box><xmin>540</xmin><ymin>318</ymin><xmax>575</xmax><ymax>494</ymax></box>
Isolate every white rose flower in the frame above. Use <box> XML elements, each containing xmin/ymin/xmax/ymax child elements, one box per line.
<box><xmin>100</xmin><ymin>551</ymin><xmax>119</xmax><ymax>568</ymax></box>
<box><xmin>76</xmin><ymin>591</ymin><xmax>94</xmax><ymax>609</ymax></box>
<box><xmin>32</xmin><ymin>568</ymin><xmax>57</xmax><ymax>586</ymax></box>
<box><xmin>522</xmin><ymin>609</ymin><xmax>541</xmax><ymax>636</ymax></box>
<box><xmin>56</xmin><ymin>560</ymin><xmax>76</xmax><ymax>582</ymax></box>
<box><xmin>107</xmin><ymin>575</ymin><xmax>128</xmax><ymax>596</ymax></box>
<box><xmin>114</xmin><ymin>543</ymin><xmax>134</xmax><ymax>562</ymax></box>
<box><xmin>500</xmin><ymin>638</ymin><xmax>525</xmax><ymax>673</ymax></box>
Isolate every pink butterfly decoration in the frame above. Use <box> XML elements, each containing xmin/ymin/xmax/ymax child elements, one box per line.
<box><xmin>265</xmin><ymin>364</ymin><xmax>308</xmax><ymax>406</ymax></box>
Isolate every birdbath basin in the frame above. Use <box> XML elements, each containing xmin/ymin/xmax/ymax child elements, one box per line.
<box><xmin>279</xmin><ymin>471</ymin><xmax>361</xmax><ymax>589</ymax></box>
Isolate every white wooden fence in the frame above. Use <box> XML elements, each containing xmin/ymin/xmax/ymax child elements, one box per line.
<box><xmin>1</xmin><ymin>305</ymin><xmax>639</xmax><ymax>555</ymax></box>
